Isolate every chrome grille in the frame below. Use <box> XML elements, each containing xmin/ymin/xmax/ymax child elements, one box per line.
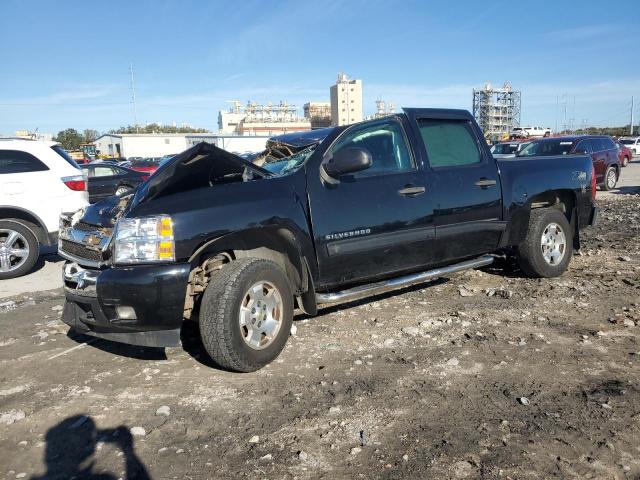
<box><xmin>58</xmin><ymin>213</ymin><xmax>113</xmax><ymax>267</ymax></box>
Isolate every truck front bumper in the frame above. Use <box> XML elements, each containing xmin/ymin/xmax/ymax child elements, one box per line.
<box><xmin>62</xmin><ymin>261</ymin><xmax>191</xmax><ymax>347</ymax></box>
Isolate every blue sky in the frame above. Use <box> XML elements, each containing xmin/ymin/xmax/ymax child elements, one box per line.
<box><xmin>1</xmin><ymin>0</ymin><xmax>638</xmax><ymax>134</ymax></box>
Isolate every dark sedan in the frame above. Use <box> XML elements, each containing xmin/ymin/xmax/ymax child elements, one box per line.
<box><xmin>81</xmin><ymin>162</ymin><xmax>148</xmax><ymax>203</ymax></box>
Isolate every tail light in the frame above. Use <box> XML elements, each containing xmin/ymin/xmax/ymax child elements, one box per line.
<box><xmin>62</xmin><ymin>175</ymin><xmax>86</xmax><ymax>191</ymax></box>
<box><xmin>590</xmin><ymin>167</ymin><xmax>597</xmax><ymax>200</ymax></box>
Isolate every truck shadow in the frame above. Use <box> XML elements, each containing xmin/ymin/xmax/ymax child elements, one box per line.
<box><xmin>31</xmin><ymin>414</ymin><xmax>150</xmax><ymax>480</ymax></box>
<box><xmin>66</xmin><ymin>330</ymin><xmax>168</xmax><ymax>361</ymax></box>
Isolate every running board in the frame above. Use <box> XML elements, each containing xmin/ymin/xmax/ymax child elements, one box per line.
<box><xmin>315</xmin><ymin>255</ymin><xmax>494</xmax><ymax>305</ymax></box>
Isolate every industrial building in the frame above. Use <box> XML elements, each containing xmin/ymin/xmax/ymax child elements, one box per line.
<box><xmin>330</xmin><ymin>72</ymin><xmax>363</xmax><ymax>126</ymax></box>
<box><xmin>303</xmin><ymin>102</ymin><xmax>331</xmax><ymax>128</ymax></box>
<box><xmin>93</xmin><ymin>133</ymin><xmax>269</xmax><ymax>158</ymax></box>
<box><xmin>217</xmin><ymin>100</ymin><xmax>311</xmax><ymax>136</ymax></box>
<box><xmin>472</xmin><ymin>82</ymin><xmax>521</xmax><ymax>140</ymax></box>
<box><xmin>367</xmin><ymin>100</ymin><xmax>396</xmax><ymax>120</ymax></box>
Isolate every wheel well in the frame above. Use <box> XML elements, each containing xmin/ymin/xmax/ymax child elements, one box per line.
<box><xmin>0</xmin><ymin>207</ymin><xmax>49</xmax><ymax>245</ymax></box>
<box><xmin>183</xmin><ymin>229</ymin><xmax>310</xmax><ymax>320</ymax></box>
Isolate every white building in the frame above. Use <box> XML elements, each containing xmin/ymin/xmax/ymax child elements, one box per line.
<box><xmin>94</xmin><ymin>133</ymin><xmax>270</xmax><ymax>158</ymax></box>
<box><xmin>330</xmin><ymin>72</ymin><xmax>363</xmax><ymax>126</ymax></box>
<box><xmin>93</xmin><ymin>134</ymin><xmax>190</xmax><ymax>158</ymax></box>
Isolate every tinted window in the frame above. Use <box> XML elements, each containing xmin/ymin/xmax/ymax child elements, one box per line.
<box><xmin>418</xmin><ymin>119</ymin><xmax>481</xmax><ymax>167</ymax></box>
<box><xmin>575</xmin><ymin>140</ymin><xmax>592</xmax><ymax>153</ymax></box>
<box><xmin>519</xmin><ymin>139</ymin><xmax>576</xmax><ymax>156</ymax></box>
<box><xmin>600</xmin><ymin>137</ymin><xmax>615</xmax><ymax>150</ymax></box>
<box><xmin>330</xmin><ymin>120</ymin><xmax>414</xmax><ymax>177</ymax></box>
<box><xmin>51</xmin><ymin>145</ymin><xmax>81</xmax><ymax>170</ymax></box>
<box><xmin>92</xmin><ymin>166</ymin><xmax>117</xmax><ymax>177</ymax></box>
<box><xmin>492</xmin><ymin>143</ymin><xmax>518</xmax><ymax>154</ymax></box>
<box><xmin>0</xmin><ymin>150</ymin><xmax>49</xmax><ymax>174</ymax></box>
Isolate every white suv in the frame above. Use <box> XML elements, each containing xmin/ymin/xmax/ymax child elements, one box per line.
<box><xmin>0</xmin><ymin>139</ymin><xmax>88</xmax><ymax>279</ymax></box>
<box><xmin>619</xmin><ymin>137</ymin><xmax>640</xmax><ymax>155</ymax></box>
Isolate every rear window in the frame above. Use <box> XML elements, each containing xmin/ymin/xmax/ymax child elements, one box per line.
<box><xmin>518</xmin><ymin>140</ymin><xmax>575</xmax><ymax>157</ymax></box>
<box><xmin>51</xmin><ymin>145</ymin><xmax>81</xmax><ymax>170</ymax></box>
<box><xmin>0</xmin><ymin>150</ymin><xmax>49</xmax><ymax>174</ymax></box>
<box><xmin>619</xmin><ymin>139</ymin><xmax>635</xmax><ymax>145</ymax></box>
<box><xmin>492</xmin><ymin>143</ymin><xmax>518</xmax><ymax>154</ymax></box>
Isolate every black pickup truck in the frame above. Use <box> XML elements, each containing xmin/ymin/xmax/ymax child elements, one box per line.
<box><xmin>59</xmin><ymin>109</ymin><xmax>597</xmax><ymax>372</ymax></box>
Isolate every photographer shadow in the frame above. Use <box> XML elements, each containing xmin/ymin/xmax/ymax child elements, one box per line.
<box><xmin>32</xmin><ymin>415</ymin><xmax>150</xmax><ymax>480</ymax></box>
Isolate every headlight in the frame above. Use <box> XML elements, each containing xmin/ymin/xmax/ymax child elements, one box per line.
<box><xmin>114</xmin><ymin>215</ymin><xmax>175</xmax><ymax>264</ymax></box>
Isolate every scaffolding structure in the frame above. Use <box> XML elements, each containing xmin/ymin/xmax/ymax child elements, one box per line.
<box><xmin>243</xmin><ymin>100</ymin><xmax>302</xmax><ymax>123</ymax></box>
<box><xmin>472</xmin><ymin>82</ymin><xmax>521</xmax><ymax>140</ymax></box>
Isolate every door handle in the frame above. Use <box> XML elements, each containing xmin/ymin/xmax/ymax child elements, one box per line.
<box><xmin>474</xmin><ymin>178</ymin><xmax>497</xmax><ymax>188</ymax></box>
<box><xmin>398</xmin><ymin>185</ymin><xmax>426</xmax><ymax>196</ymax></box>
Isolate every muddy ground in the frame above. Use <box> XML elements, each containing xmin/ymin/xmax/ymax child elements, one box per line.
<box><xmin>0</xmin><ymin>193</ymin><xmax>639</xmax><ymax>480</ymax></box>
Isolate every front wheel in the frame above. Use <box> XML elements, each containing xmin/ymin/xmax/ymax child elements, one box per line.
<box><xmin>199</xmin><ymin>258</ymin><xmax>294</xmax><ymax>372</ymax></box>
<box><xmin>602</xmin><ymin>166</ymin><xmax>617</xmax><ymax>191</ymax></box>
<box><xmin>516</xmin><ymin>208</ymin><xmax>573</xmax><ymax>278</ymax></box>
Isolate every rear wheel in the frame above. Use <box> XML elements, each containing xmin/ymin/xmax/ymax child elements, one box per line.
<box><xmin>602</xmin><ymin>166</ymin><xmax>617</xmax><ymax>191</ymax></box>
<box><xmin>0</xmin><ymin>220</ymin><xmax>39</xmax><ymax>280</ymax></box>
<box><xmin>199</xmin><ymin>258</ymin><xmax>293</xmax><ymax>372</ymax></box>
<box><xmin>516</xmin><ymin>208</ymin><xmax>573</xmax><ymax>278</ymax></box>
<box><xmin>621</xmin><ymin>156</ymin><xmax>629</xmax><ymax>167</ymax></box>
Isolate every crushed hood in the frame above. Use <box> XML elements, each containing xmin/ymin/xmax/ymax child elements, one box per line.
<box><xmin>80</xmin><ymin>193</ymin><xmax>132</xmax><ymax>228</ymax></box>
<box><xmin>132</xmin><ymin>142</ymin><xmax>272</xmax><ymax>206</ymax></box>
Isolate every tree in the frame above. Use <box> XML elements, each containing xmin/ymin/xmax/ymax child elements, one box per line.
<box><xmin>82</xmin><ymin>129</ymin><xmax>100</xmax><ymax>143</ymax></box>
<box><xmin>54</xmin><ymin>128</ymin><xmax>84</xmax><ymax>151</ymax></box>
<box><xmin>110</xmin><ymin>123</ymin><xmax>208</xmax><ymax>134</ymax></box>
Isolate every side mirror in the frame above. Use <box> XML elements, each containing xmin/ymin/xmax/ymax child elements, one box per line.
<box><xmin>323</xmin><ymin>147</ymin><xmax>372</xmax><ymax>178</ymax></box>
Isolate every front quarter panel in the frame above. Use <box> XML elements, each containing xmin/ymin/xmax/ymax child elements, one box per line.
<box><xmin>127</xmin><ymin>170</ymin><xmax>316</xmax><ymax>277</ymax></box>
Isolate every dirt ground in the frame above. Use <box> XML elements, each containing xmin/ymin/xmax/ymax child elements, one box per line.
<box><xmin>0</xmin><ymin>192</ymin><xmax>639</xmax><ymax>480</ymax></box>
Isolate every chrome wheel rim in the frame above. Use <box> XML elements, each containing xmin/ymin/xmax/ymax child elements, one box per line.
<box><xmin>0</xmin><ymin>229</ymin><xmax>29</xmax><ymax>272</ymax></box>
<box><xmin>540</xmin><ymin>222</ymin><xmax>566</xmax><ymax>266</ymax></box>
<box><xmin>238</xmin><ymin>281</ymin><xmax>283</xmax><ymax>350</ymax></box>
<box><xmin>606</xmin><ymin>170</ymin><xmax>616</xmax><ymax>189</ymax></box>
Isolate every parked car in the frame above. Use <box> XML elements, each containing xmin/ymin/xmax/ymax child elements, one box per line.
<box><xmin>618</xmin><ymin>137</ymin><xmax>640</xmax><ymax>156</ymax></box>
<box><xmin>518</xmin><ymin>135</ymin><xmax>621</xmax><ymax>190</ymax></box>
<box><xmin>0</xmin><ymin>139</ymin><xmax>88</xmax><ymax>279</ymax></box>
<box><xmin>511</xmin><ymin>126</ymin><xmax>551</xmax><ymax>138</ymax></box>
<box><xmin>616</xmin><ymin>143</ymin><xmax>632</xmax><ymax>167</ymax></box>
<box><xmin>126</xmin><ymin>158</ymin><xmax>160</xmax><ymax>175</ymax></box>
<box><xmin>58</xmin><ymin>109</ymin><xmax>598</xmax><ymax>371</ymax></box>
<box><xmin>490</xmin><ymin>141</ymin><xmax>531</xmax><ymax>158</ymax></box>
<box><xmin>81</xmin><ymin>162</ymin><xmax>148</xmax><ymax>203</ymax></box>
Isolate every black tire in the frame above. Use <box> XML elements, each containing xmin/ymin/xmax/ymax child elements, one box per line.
<box><xmin>199</xmin><ymin>258</ymin><xmax>293</xmax><ymax>372</ymax></box>
<box><xmin>0</xmin><ymin>220</ymin><xmax>40</xmax><ymax>280</ymax></box>
<box><xmin>602</xmin><ymin>166</ymin><xmax>617</xmax><ymax>191</ymax></box>
<box><xmin>516</xmin><ymin>208</ymin><xmax>573</xmax><ymax>278</ymax></box>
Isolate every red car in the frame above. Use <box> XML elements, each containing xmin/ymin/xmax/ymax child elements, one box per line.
<box><xmin>518</xmin><ymin>135</ymin><xmax>621</xmax><ymax>190</ymax></box>
<box><xmin>616</xmin><ymin>143</ymin><xmax>632</xmax><ymax>167</ymax></box>
<box><xmin>127</xmin><ymin>158</ymin><xmax>160</xmax><ymax>174</ymax></box>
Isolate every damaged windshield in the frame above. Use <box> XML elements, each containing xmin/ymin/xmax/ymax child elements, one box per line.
<box><xmin>261</xmin><ymin>146</ymin><xmax>316</xmax><ymax>176</ymax></box>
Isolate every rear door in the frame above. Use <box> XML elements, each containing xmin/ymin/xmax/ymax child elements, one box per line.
<box><xmin>0</xmin><ymin>149</ymin><xmax>50</xmax><ymax>211</ymax></box>
<box><xmin>404</xmin><ymin>110</ymin><xmax>503</xmax><ymax>261</ymax></box>
<box><xmin>307</xmin><ymin>117</ymin><xmax>435</xmax><ymax>288</ymax></box>
<box><xmin>88</xmin><ymin>165</ymin><xmax>119</xmax><ymax>201</ymax></box>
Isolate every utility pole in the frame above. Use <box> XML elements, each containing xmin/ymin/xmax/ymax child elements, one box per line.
<box><xmin>631</xmin><ymin>96</ymin><xmax>635</xmax><ymax>136</ymax></box>
<box><xmin>129</xmin><ymin>63</ymin><xmax>139</xmax><ymax>133</ymax></box>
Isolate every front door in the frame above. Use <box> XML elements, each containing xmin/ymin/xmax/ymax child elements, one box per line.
<box><xmin>307</xmin><ymin>118</ymin><xmax>435</xmax><ymax>289</ymax></box>
<box><xmin>408</xmin><ymin>114</ymin><xmax>503</xmax><ymax>261</ymax></box>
